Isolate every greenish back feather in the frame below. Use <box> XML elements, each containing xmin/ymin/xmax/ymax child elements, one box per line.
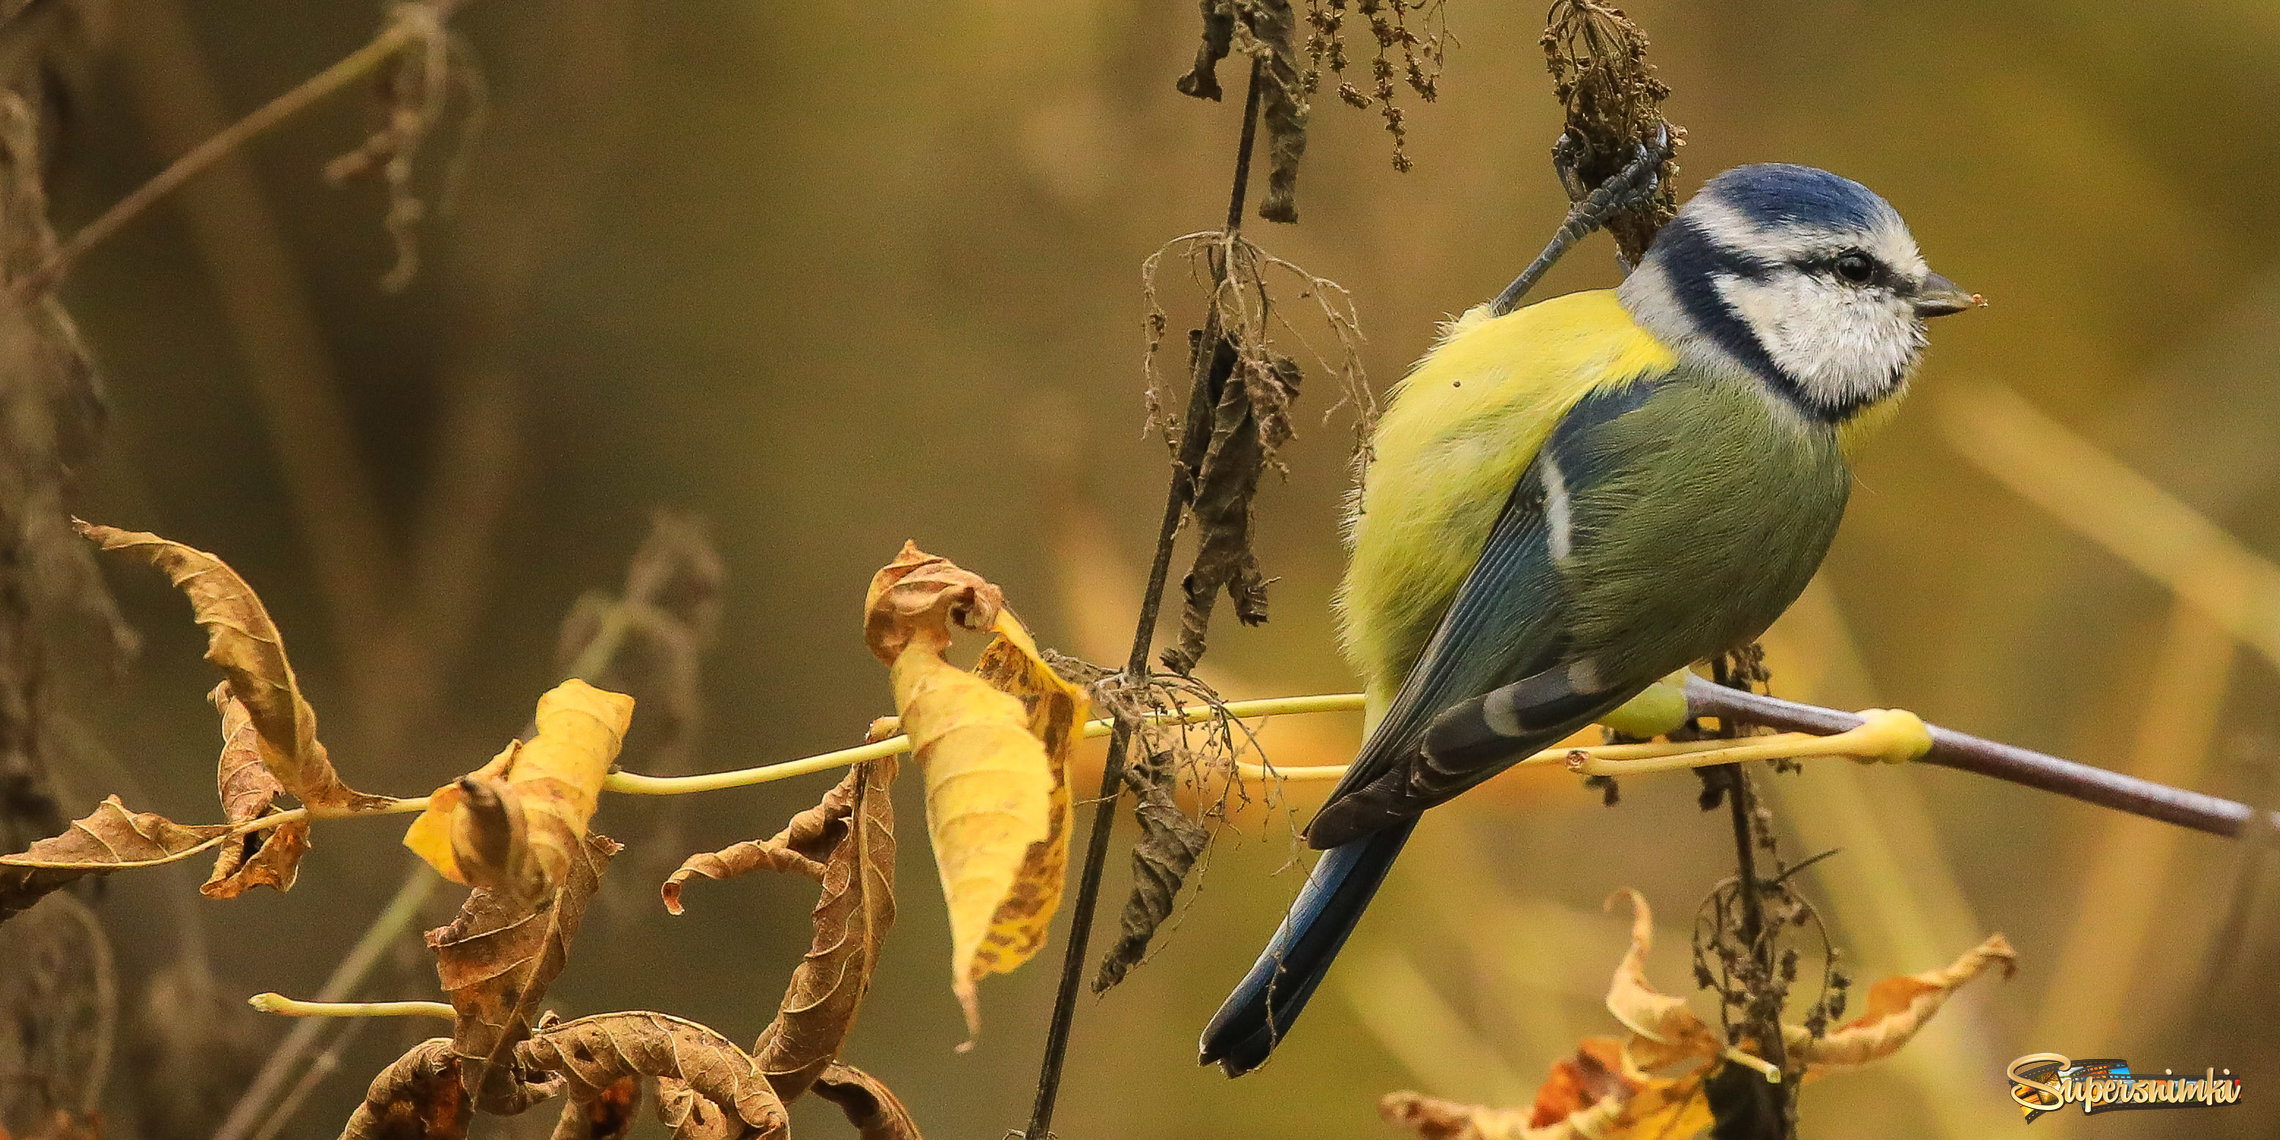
<box><xmin>1338</xmin><ymin>291</ymin><xmax>1676</xmax><ymax>728</ymax></box>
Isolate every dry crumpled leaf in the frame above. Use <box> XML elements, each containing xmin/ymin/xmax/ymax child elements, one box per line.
<box><xmin>1602</xmin><ymin>888</ymin><xmax>1723</xmax><ymax>1071</ymax></box>
<box><xmin>864</xmin><ymin>543</ymin><xmax>1087</xmax><ymax>1043</ymax></box>
<box><xmin>662</xmin><ymin>759</ymin><xmax>897</xmax><ymax>1100</ymax></box>
<box><xmin>427</xmin><ymin>832</ymin><xmax>620</xmax><ymax>1112</ymax></box>
<box><xmin>518</xmin><ymin>1012</ymin><xmax>786</xmax><ymax>1140</ymax></box>
<box><xmin>1381</xmin><ymin>1036</ymin><xmax>1712</xmax><ymax>1140</ymax></box>
<box><xmin>1785</xmin><ymin>934</ymin><xmax>2018</xmax><ymax>1070</ymax></box>
<box><xmin>1542</xmin><ymin>0</ymin><xmax>1680</xmax><ymax>265</ymax></box>
<box><xmin>339</xmin><ymin>1038</ymin><xmax>470</xmax><ymax>1140</ymax></box>
<box><xmin>1174</xmin><ymin>0</ymin><xmax>1307</xmax><ymax>223</ymax></box>
<box><xmin>404</xmin><ymin>680</ymin><xmax>634</xmax><ymax>900</ymax></box>
<box><xmin>1092</xmin><ymin>747</ymin><xmax>1210</xmax><ymax>993</ymax></box>
<box><xmin>1384</xmin><ymin>890</ymin><xmax>2019</xmax><ymax>1140</ymax></box>
<box><xmin>548</xmin><ymin>1075</ymin><xmax>640</xmax><ymax>1140</ymax></box>
<box><xmin>201</xmin><ymin>682</ymin><xmax>311</xmax><ymax>898</ymax></box>
<box><xmin>0</xmin><ymin>796</ymin><xmax>230</xmax><ymax>920</ymax></box>
<box><xmin>811</xmin><ymin>1061</ymin><xmax>922</xmax><ymax>1140</ymax></box>
<box><xmin>690</xmin><ymin>759</ymin><xmax>896</xmax><ymax>1101</ymax></box>
<box><xmin>75</xmin><ymin>521</ymin><xmax>390</xmax><ymax>811</ymax></box>
<box><xmin>1160</xmin><ymin>331</ymin><xmax>1299</xmax><ymax>675</ymax></box>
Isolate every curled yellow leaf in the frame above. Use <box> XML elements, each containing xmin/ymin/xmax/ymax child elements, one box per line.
<box><xmin>404</xmin><ymin>679</ymin><xmax>634</xmax><ymax>898</ymax></box>
<box><xmin>1787</xmin><ymin>933</ymin><xmax>2017</xmax><ymax>1071</ymax></box>
<box><xmin>1601</xmin><ymin>888</ymin><xmax>1720</xmax><ymax>1071</ymax></box>
<box><xmin>865</xmin><ymin>543</ymin><xmax>1088</xmax><ymax>1044</ymax></box>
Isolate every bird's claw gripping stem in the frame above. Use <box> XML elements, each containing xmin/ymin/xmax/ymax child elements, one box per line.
<box><xmin>1492</xmin><ymin>125</ymin><xmax>1675</xmax><ymax>316</ymax></box>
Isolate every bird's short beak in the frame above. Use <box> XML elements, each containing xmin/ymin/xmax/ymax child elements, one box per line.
<box><xmin>1912</xmin><ymin>272</ymin><xmax>1984</xmax><ymax>318</ymax></box>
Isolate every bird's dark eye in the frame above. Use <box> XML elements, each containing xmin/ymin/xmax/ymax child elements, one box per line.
<box><xmin>1833</xmin><ymin>251</ymin><xmax>1876</xmax><ymax>284</ymax></box>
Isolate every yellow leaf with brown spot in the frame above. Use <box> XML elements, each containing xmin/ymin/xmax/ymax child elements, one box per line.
<box><xmin>1787</xmin><ymin>933</ymin><xmax>2017</xmax><ymax>1072</ymax></box>
<box><xmin>864</xmin><ymin>543</ymin><xmax>1087</xmax><ymax>1043</ymax></box>
<box><xmin>75</xmin><ymin>521</ymin><xmax>390</xmax><ymax>812</ymax></box>
<box><xmin>404</xmin><ymin>679</ymin><xmax>634</xmax><ymax>899</ymax></box>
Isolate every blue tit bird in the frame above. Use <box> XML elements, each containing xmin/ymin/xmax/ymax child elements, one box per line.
<box><xmin>1198</xmin><ymin>163</ymin><xmax>1980</xmax><ymax>1077</ymax></box>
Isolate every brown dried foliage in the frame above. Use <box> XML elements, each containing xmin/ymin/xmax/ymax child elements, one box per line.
<box><xmin>75</xmin><ymin>522</ymin><xmax>393</xmax><ymax>812</ymax></box>
<box><xmin>200</xmin><ymin>682</ymin><xmax>310</xmax><ymax>897</ymax></box>
<box><xmin>747</xmin><ymin>759</ymin><xmax>896</xmax><ymax>1102</ymax></box>
<box><xmin>811</xmin><ymin>1062</ymin><xmax>922</xmax><ymax>1140</ymax></box>
<box><xmin>1141</xmin><ymin>233</ymin><xmax>1368</xmax><ymax>675</ymax></box>
<box><xmin>1300</xmin><ymin>0</ymin><xmax>1448</xmax><ymax>171</ymax></box>
<box><xmin>1174</xmin><ymin>0</ymin><xmax>1309</xmax><ymax>222</ymax></box>
<box><xmin>518</xmin><ymin>1013</ymin><xmax>786</xmax><ymax>1140</ymax></box>
<box><xmin>0</xmin><ymin>796</ymin><xmax>230</xmax><ymax>921</ymax></box>
<box><xmin>1542</xmin><ymin>0</ymin><xmax>1680</xmax><ymax>264</ymax></box>
<box><xmin>427</xmin><ymin>832</ymin><xmax>621</xmax><ymax>1111</ymax></box>
<box><xmin>340</xmin><ymin>1038</ymin><xmax>472</xmax><ymax>1140</ymax></box>
<box><xmin>663</xmin><ymin>759</ymin><xmax>899</xmax><ymax>1101</ymax></box>
<box><xmin>1093</xmin><ymin>744</ymin><xmax>1211</xmax><ymax>992</ymax></box>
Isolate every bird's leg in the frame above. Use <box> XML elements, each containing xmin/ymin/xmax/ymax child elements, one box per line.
<box><xmin>1490</xmin><ymin>124</ymin><xmax>1675</xmax><ymax>316</ymax></box>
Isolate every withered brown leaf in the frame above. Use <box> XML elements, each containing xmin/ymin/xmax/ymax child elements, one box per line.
<box><xmin>201</xmin><ymin>682</ymin><xmax>311</xmax><ymax>898</ymax></box>
<box><xmin>547</xmin><ymin>1075</ymin><xmax>640</xmax><ymax>1140</ymax></box>
<box><xmin>518</xmin><ymin>1012</ymin><xmax>786</xmax><ymax>1140</ymax></box>
<box><xmin>752</xmin><ymin>758</ymin><xmax>897</xmax><ymax>1101</ymax></box>
<box><xmin>1093</xmin><ymin>750</ymin><xmax>1210</xmax><ymax>993</ymax></box>
<box><xmin>75</xmin><ymin>522</ymin><xmax>391</xmax><ymax>812</ymax></box>
<box><xmin>661</xmin><ymin>759</ymin><xmax>899</xmax><ymax>1101</ymax></box>
<box><xmin>1160</xmin><ymin>334</ymin><xmax>1299</xmax><ymax>674</ymax></box>
<box><xmin>812</xmin><ymin>1061</ymin><xmax>922</xmax><ymax>1140</ymax></box>
<box><xmin>339</xmin><ymin>1037</ymin><xmax>470</xmax><ymax>1140</ymax></box>
<box><xmin>427</xmin><ymin>832</ymin><xmax>619</xmax><ymax>1111</ymax></box>
<box><xmin>1</xmin><ymin>796</ymin><xmax>230</xmax><ymax>921</ymax></box>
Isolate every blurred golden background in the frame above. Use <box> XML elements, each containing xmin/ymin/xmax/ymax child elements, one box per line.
<box><xmin>14</xmin><ymin>0</ymin><xmax>2280</xmax><ymax>1135</ymax></box>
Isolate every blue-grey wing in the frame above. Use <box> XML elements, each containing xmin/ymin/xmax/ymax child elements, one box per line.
<box><xmin>1306</xmin><ymin>381</ymin><xmax>1658</xmax><ymax>848</ymax></box>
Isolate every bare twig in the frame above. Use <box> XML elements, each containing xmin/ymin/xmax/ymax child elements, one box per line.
<box><xmin>1683</xmin><ymin>676</ymin><xmax>2280</xmax><ymax>840</ymax></box>
<box><xmin>1020</xmin><ymin>56</ymin><xmax>1270</xmax><ymax>1140</ymax></box>
<box><xmin>19</xmin><ymin>6</ymin><xmax>445</xmax><ymax>298</ymax></box>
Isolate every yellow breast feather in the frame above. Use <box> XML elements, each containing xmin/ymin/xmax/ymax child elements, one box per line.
<box><xmin>1336</xmin><ymin>290</ymin><xmax>1677</xmax><ymax>727</ymax></box>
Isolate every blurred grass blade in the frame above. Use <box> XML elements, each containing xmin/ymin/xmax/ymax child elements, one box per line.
<box><xmin>1939</xmin><ymin>384</ymin><xmax>2280</xmax><ymax>670</ymax></box>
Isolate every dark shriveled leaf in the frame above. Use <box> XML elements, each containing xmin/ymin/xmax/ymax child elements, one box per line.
<box><xmin>1094</xmin><ymin>752</ymin><xmax>1210</xmax><ymax>993</ymax></box>
<box><xmin>1161</xmin><ymin>333</ymin><xmax>1299</xmax><ymax>674</ymax></box>
<box><xmin>1173</xmin><ymin>0</ymin><xmax>1308</xmax><ymax>223</ymax></box>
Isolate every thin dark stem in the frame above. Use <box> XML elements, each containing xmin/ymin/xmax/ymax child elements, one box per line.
<box><xmin>1683</xmin><ymin>675</ymin><xmax>2280</xmax><ymax>839</ymax></box>
<box><xmin>1021</xmin><ymin>57</ymin><xmax>1268</xmax><ymax>1140</ymax></box>
<box><xmin>1723</xmin><ymin>765</ymin><xmax>1763</xmax><ymax>944</ymax></box>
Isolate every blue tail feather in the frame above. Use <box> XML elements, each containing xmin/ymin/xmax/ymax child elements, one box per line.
<box><xmin>1197</xmin><ymin>820</ymin><xmax>1416</xmax><ymax>1076</ymax></box>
